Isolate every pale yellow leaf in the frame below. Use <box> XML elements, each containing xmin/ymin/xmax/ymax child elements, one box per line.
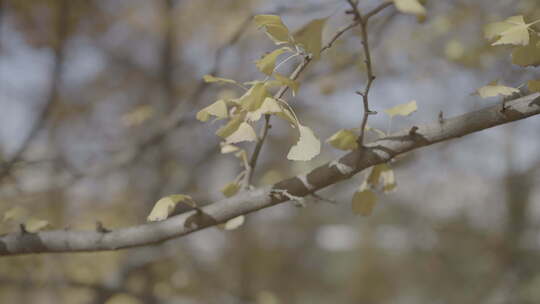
<box><xmin>381</xmin><ymin>167</ymin><xmax>397</xmax><ymax>192</ymax></box>
<box><xmin>218</xmin><ymin>215</ymin><xmax>245</xmax><ymax>230</ymax></box>
<box><xmin>238</xmin><ymin>82</ymin><xmax>268</xmax><ymax>111</ymax></box>
<box><xmin>384</xmin><ymin>100</ymin><xmax>417</xmax><ymax>117</ymax></box>
<box><xmin>274</xmin><ymin>72</ymin><xmax>300</xmax><ymax>95</ymax></box>
<box><xmin>246</xmin><ymin>97</ymin><xmax>282</xmax><ymax>122</ymax></box>
<box><xmin>25</xmin><ymin>218</ymin><xmax>50</xmax><ymax>233</ymax></box>
<box><xmin>147</xmin><ymin>194</ymin><xmax>193</xmax><ymax>222</ymax></box>
<box><xmin>196</xmin><ymin>99</ymin><xmax>228</xmax><ymax>122</ymax></box>
<box><xmin>352</xmin><ymin>189</ymin><xmax>378</xmax><ymax>216</ymax></box>
<box><xmin>255</xmin><ymin>47</ymin><xmax>290</xmax><ymax>75</ymax></box>
<box><xmin>221</xmin><ymin>182</ymin><xmax>240</xmax><ymax>198</ymax></box>
<box><xmin>326</xmin><ymin>129</ymin><xmax>359</xmax><ymax>150</ymax></box>
<box><xmin>225</xmin><ymin>122</ymin><xmax>257</xmax><ymax>144</ymax></box>
<box><xmin>203</xmin><ymin>74</ymin><xmax>237</xmax><ymax>84</ymax></box>
<box><xmin>392</xmin><ymin>0</ymin><xmax>426</xmax><ymax>17</ymax></box>
<box><xmin>254</xmin><ymin>15</ymin><xmax>291</xmax><ymax>45</ymax></box>
<box><xmin>294</xmin><ymin>18</ymin><xmax>327</xmax><ymax>59</ymax></box>
<box><xmin>287</xmin><ymin>125</ymin><xmax>321</xmax><ymax>161</ymax></box>
<box><xmin>476</xmin><ymin>81</ymin><xmax>519</xmax><ymax>98</ymax></box>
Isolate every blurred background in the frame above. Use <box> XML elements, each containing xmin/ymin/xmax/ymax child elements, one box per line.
<box><xmin>1</xmin><ymin>0</ymin><xmax>540</xmax><ymax>303</ymax></box>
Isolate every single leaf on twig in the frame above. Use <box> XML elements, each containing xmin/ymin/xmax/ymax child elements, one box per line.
<box><xmin>475</xmin><ymin>81</ymin><xmax>519</xmax><ymax>98</ymax></box>
<box><xmin>254</xmin><ymin>15</ymin><xmax>291</xmax><ymax>45</ymax></box>
<box><xmin>287</xmin><ymin>125</ymin><xmax>321</xmax><ymax>161</ymax></box>
<box><xmin>294</xmin><ymin>18</ymin><xmax>327</xmax><ymax>59</ymax></box>
<box><xmin>196</xmin><ymin>99</ymin><xmax>228</xmax><ymax>122</ymax></box>
<box><xmin>147</xmin><ymin>194</ymin><xmax>195</xmax><ymax>222</ymax></box>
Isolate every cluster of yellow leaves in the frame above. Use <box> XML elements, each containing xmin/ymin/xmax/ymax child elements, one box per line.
<box><xmin>479</xmin><ymin>15</ymin><xmax>540</xmax><ymax>97</ymax></box>
<box><xmin>196</xmin><ymin>14</ymin><xmax>329</xmax><ymax>163</ymax></box>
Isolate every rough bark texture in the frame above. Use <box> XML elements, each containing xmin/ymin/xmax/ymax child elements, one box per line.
<box><xmin>1</xmin><ymin>92</ymin><xmax>539</xmax><ymax>256</ymax></box>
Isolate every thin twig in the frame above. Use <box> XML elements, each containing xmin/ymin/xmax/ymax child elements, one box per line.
<box><xmin>348</xmin><ymin>1</ymin><xmax>393</xmax><ymax>145</ymax></box>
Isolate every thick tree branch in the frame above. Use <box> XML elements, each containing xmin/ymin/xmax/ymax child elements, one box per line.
<box><xmin>1</xmin><ymin>93</ymin><xmax>539</xmax><ymax>256</ymax></box>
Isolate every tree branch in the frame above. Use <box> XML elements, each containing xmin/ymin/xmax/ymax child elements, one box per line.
<box><xmin>1</xmin><ymin>93</ymin><xmax>538</xmax><ymax>256</ymax></box>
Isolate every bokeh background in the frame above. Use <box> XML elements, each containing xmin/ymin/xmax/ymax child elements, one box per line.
<box><xmin>1</xmin><ymin>0</ymin><xmax>540</xmax><ymax>303</ymax></box>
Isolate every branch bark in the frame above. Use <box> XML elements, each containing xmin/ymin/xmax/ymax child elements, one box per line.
<box><xmin>1</xmin><ymin>93</ymin><xmax>539</xmax><ymax>256</ymax></box>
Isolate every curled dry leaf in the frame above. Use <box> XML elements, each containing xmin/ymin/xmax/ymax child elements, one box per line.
<box><xmin>147</xmin><ymin>194</ymin><xmax>194</xmax><ymax>222</ymax></box>
<box><xmin>475</xmin><ymin>81</ymin><xmax>519</xmax><ymax>98</ymax></box>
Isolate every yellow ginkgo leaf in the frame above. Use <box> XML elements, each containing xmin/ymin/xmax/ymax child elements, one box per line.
<box><xmin>326</xmin><ymin>129</ymin><xmax>359</xmax><ymax>151</ymax></box>
<box><xmin>254</xmin><ymin>15</ymin><xmax>291</xmax><ymax>45</ymax></box>
<box><xmin>246</xmin><ymin>97</ymin><xmax>282</xmax><ymax>122</ymax></box>
<box><xmin>225</xmin><ymin>122</ymin><xmax>257</xmax><ymax>144</ymax></box>
<box><xmin>392</xmin><ymin>0</ymin><xmax>426</xmax><ymax>17</ymax></box>
<box><xmin>218</xmin><ymin>215</ymin><xmax>245</xmax><ymax>230</ymax></box>
<box><xmin>352</xmin><ymin>189</ymin><xmax>378</xmax><ymax>216</ymax></box>
<box><xmin>485</xmin><ymin>15</ymin><xmax>533</xmax><ymax>46</ymax></box>
<box><xmin>221</xmin><ymin>182</ymin><xmax>240</xmax><ymax>198</ymax></box>
<box><xmin>528</xmin><ymin>80</ymin><xmax>540</xmax><ymax>93</ymax></box>
<box><xmin>255</xmin><ymin>47</ymin><xmax>290</xmax><ymax>75</ymax></box>
<box><xmin>147</xmin><ymin>194</ymin><xmax>193</xmax><ymax>222</ymax></box>
<box><xmin>196</xmin><ymin>99</ymin><xmax>228</xmax><ymax>122</ymax></box>
<box><xmin>384</xmin><ymin>100</ymin><xmax>417</xmax><ymax>117</ymax></box>
<box><xmin>294</xmin><ymin>18</ymin><xmax>327</xmax><ymax>59</ymax></box>
<box><xmin>512</xmin><ymin>34</ymin><xmax>540</xmax><ymax>67</ymax></box>
<box><xmin>216</xmin><ymin>114</ymin><xmax>244</xmax><ymax>138</ymax></box>
<box><xmin>237</xmin><ymin>82</ymin><xmax>269</xmax><ymax>112</ymax></box>
<box><xmin>476</xmin><ymin>81</ymin><xmax>519</xmax><ymax>98</ymax></box>
<box><xmin>25</xmin><ymin>218</ymin><xmax>51</xmax><ymax>233</ymax></box>
<box><xmin>274</xmin><ymin>73</ymin><xmax>300</xmax><ymax>95</ymax></box>
<box><xmin>203</xmin><ymin>74</ymin><xmax>237</xmax><ymax>84</ymax></box>
<box><xmin>287</xmin><ymin>125</ymin><xmax>321</xmax><ymax>161</ymax></box>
